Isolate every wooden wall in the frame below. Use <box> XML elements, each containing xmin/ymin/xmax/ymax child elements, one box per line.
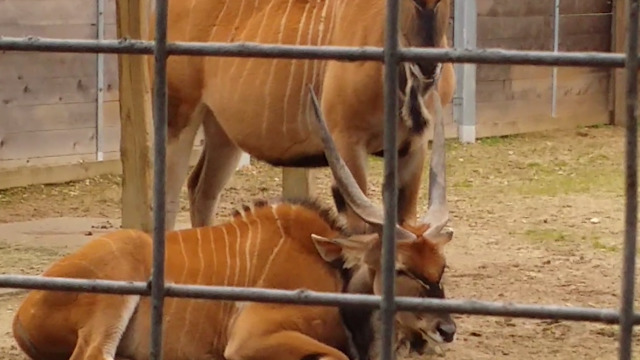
<box><xmin>0</xmin><ymin>0</ymin><xmax>203</xmax><ymax>171</ymax></box>
<box><xmin>0</xmin><ymin>0</ymin><xmax>629</xmax><ymax>184</ymax></box>
<box><xmin>474</xmin><ymin>0</ymin><xmax>614</xmax><ymax>137</ymax></box>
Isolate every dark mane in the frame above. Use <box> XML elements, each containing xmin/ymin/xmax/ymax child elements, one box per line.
<box><xmin>230</xmin><ymin>196</ymin><xmax>351</xmax><ymax>237</ymax></box>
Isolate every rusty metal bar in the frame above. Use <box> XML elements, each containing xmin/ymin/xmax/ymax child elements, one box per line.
<box><xmin>1</xmin><ymin>274</ymin><xmax>639</xmax><ymax>324</ymax></box>
<box><xmin>619</xmin><ymin>0</ymin><xmax>639</xmax><ymax>359</ymax></box>
<box><xmin>381</xmin><ymin>0</ymin><xmax>401</xmax><ymax>358</ymax></box>
<box><xmin>0</xmin><ymin>36</ymin><xmax>628</xmax><ymax>68</ymax></box>
<box><xmin>150</xmin><ymin>0</ymin><xmax>169</xmax><ymax>357</ymax></box>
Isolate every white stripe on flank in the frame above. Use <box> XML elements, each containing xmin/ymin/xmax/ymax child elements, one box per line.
<box><xmin>176</xmin><ymin>230</ymin><xmax>194</xmax><ymax>356</ymax></box>
<box><xmin>261</xmin><ymin>0</ymin><xmax>294</xmax><ymax>137</ymax></box>
<box><xmin>228</xmin><ymin>0</ymin><xmax>248</xmax><ymax>41</ymax></box>
<box><xmin>209</xmin><ymin>0</ymin><xmax>230</xmax><ymax>41</ymax></box>
<box><xmin>257</xmin><ymin>205</ymin><xmax>287</xmax><ymax>285</ymax></box>
<box><xmin>214</xmin><ymin>225</ymin><xmax>230</xmax><ymax>350</ymax></box>
<box><xmin>240</xmin><ymin>214</ymin><xmax>253</xmax><ymax>287</ymax></box>
<box><xmin>249</xmin><ymin>208</ymin><xmax>262</xmax><ymax>285</ymax></box>
<box><xmin>181</xmin><ymin>228</ymin><xmax>206</xmax><ymax>353</ymax></box>
<box><xmin>231</xmin><ymin>221</ymin><xmax>242</xmax><ymax>287</ymax></box>
<box><xmin>208</xmin><ymin>226</ymin><xmax>222</xmax><ymax>350</ymax></box>
<box><xmin>232</xmin><ymin>0</ymin><xmax>277</xmax><ymax>107</ymax></box>
<box><xmin>307</xmin><ymin>0</ymin><xmax>331</xmax><ymax>120</ymax></box>
<box><xmin>286</xmin><ymin>0</ymin><xmax>311</xmax><ymax>138</ymax></box>
<box><xmin>297</xmin><ymin>0</ymin><xmax>320</xmax><ymax>129</ymax></box>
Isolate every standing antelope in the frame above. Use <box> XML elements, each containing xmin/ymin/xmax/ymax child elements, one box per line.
<box><xmin>152</xmin><ymin>0</ymin><xmax>456</xmax><ymax>233</ymax></box>
<box><xmin>11</xmin><ymin>86</ymin><xmax>455</xmax><ymax>360</ymax></box>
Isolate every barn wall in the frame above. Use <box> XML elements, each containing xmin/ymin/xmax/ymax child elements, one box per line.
<box><xmin>0</xmin><ymin>0</ymin><xmax>628</xmax><ymax>183</ymax></box>
<box><xmin>473</xmin><ymin>0</ymin><xmax>614</xmax><ymax>138</ymax></box>
<box><xmin>0</xmin><ymin>0</ymin><xmax>202</xmax><ymax>170</ymax></box>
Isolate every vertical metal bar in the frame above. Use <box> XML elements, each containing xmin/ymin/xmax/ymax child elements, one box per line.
<box><xmin>619</xmin><ymin>0</ymin><xmax>639</xmax><ymax>359</ymax></box>
<box><xmin>551</xmin><ymin>0</ymin><xmax>560</xmax><ymax>117</ymax></box>
<box><xmin>381</xmin><ymin>0</ymin><xmax>400</xmax><ymax>358</ymax></box>
<box><xmin>95</xmin><ymin>0</ymin><xmax>105</xmax><ymax>161</ymax></box>
<box><xmin>150</xmin><ymin>0</ymin><xmax>169</xmax><ymax>357</ymax></box>
<box><xmin>453</xmin><ymin>0</ymin><xmax>477</xmax><ymax>143</ymax></box>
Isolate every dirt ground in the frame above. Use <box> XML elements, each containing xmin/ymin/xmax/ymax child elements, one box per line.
<box><xmin>1</xmin><ymin>125</ymin><xmax>639</xmax><ymax>359</ymax></box>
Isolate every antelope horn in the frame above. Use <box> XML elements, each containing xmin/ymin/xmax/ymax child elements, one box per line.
<box><xmin>308</xmin><ymin>85</ymin><xmax>416</xmax><ymax>241</ymax></box>
<box><xmin>421</xmin><ymin>88</ymin><xmax>450</xmax><ymax>240</ymax></box>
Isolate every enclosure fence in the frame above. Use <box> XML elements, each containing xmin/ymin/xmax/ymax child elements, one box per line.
<box><xmin>0</xmin><ymin>0</ymin><xmax>638</xmax><ymax>359</ymax></box>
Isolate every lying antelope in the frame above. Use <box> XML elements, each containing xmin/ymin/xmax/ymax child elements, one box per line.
<box><xmin>11</xmin><ymin>86</ymin><xmax>455</xmax><ymax>360</ymax></box>
<box><xmin>151</xmin><ymin>0</ymin><xmax>456</xmax><ymax>233</ymax></box>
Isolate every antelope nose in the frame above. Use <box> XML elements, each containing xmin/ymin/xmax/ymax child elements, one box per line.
<box><xmin>436</xmin><ymin>321</ymin><xmax>456</xmax><ymax>343</ymax></box>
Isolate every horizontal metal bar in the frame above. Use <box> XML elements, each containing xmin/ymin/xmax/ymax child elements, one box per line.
<box><xmin>1</xmin><ymin>274</ymin><xmax>639</xmax><ymax>325</ymax></box>
<box><xmin>0</xmin><ymin>36</ymin><xmax>627</xmax><ymax>68</ymax></box>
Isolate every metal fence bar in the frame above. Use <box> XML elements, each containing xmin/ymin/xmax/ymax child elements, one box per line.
<box><xmin>619</xmin><ymin>0</ymin><xmax>639</xmax><ymax>359</ymax></box>
<box><xmin>1</xmin><ymin>274</ymin><xmax>639</xmax><ymax>324</ymax></box>
<box><xmin>381</xmin><ymin>0</ymin><xmax>401</xmax><ymax>358</ymax></box>
<box><xmin>0</xmin><ymin>36</ymin><xmax>628</xmax><ymax>68</ymax></box>
<box><xmin>150</xmin><ymin>0</ymin><xmax>169</xmax><ymax>357</ymax></box>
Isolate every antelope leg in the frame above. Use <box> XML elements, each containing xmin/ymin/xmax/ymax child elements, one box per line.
<box><xmin>224</xmin><ymin>330</ymin><xmax>349</xmax><ymax>360</ymax></box>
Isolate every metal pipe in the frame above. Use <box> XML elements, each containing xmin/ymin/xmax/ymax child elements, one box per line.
<box><xmin>150</xmin><ymin>0</ymin><xmax>169</xmax><ymax>357</ymax></box>
<box><xmin>381</xmin><ymin>0</ymin><xmax>400</xmax><ymax>358</ymax></box>
<box><xmin>1</xmin><ymin>274</ymin><xmax>639</xmax><ymax>324</ymax></box>
<box><xmin>551</xmin><ymin>0</ymin><xmax>560</xmax><ymax>117</ymax></box>
<box><xmin>95</xmin><ymin>0</ymin><xmax>105</xmax><ymax>161</ymax></box>
<box><xmin>619</xmin><ymin>0</ymin><xmax>639</xmax><ymax>358</ymax></box>
<box><xmin>0</xmin><ymin>36</ymin><xmax>628</xmax><ymax>68</ymax></box>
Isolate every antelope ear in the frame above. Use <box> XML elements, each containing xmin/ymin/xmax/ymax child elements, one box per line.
<box><xmin>421</xmin><ymin>227</ymin><xmax>454</xmax><ymax>248</ymax></box>
<box><xmin>311</xmin><ymin>233</ymin><xmax>379</xmax><ymax>263</ymax></box>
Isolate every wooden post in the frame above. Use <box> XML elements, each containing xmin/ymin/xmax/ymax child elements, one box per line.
<box><xmin>612</xmin><ymin>0</ymin><xmax>640</xmax><ymax>126</ymax></box>
<box><xmin>613</xmin><ymin>0</ymin><xmax>628</xmax><ymax>126</ymax></box>
<box><xmin>282</xmin><ymin>168</ymin><xmax>315</xmax><ymax>200</ymax></box>
<box><xmin>116</xmin><ymin>0</ymin><xmax>154</xmax><ymax>232</ymax></box>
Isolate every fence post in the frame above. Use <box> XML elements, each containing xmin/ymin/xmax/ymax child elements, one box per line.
<box><xmin>613</xmin><ymin>0</ymin><xmax>635</xmax><ymax>126</ymax></box>
<box><xmin>96</xmin><ymin>0</ymin><xmax>105</xmax><ymax>161</ymax></box>
<box><xmin>282</xmin><ymin>168</ymin><xmax>315</xmax><ymax>200</ymax></box>
<box><xmin>116</xmin><ymin>0</ymin><xmax>154</xmax><ymax>233</ymax></box>
<box><xmin>453</xmin><ymin>0</ymin><xmax>477</xmax><ymax>143</ymax></box>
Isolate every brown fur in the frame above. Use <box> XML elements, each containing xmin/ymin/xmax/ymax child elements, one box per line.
<box><xmin>12</xmin><ymin>198</ymin><xmax>454</xmax><ymax>360</ymax></box>
<box><xmin>149</xmin><ymin>0</ymin><xmax>456</xmax><ymax>233</ymax></box>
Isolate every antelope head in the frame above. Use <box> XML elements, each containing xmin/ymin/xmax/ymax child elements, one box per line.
<box><xmin>308</xmin><ymin>85</ymin><xmax>455</xmax><ymax>356</ymax></box>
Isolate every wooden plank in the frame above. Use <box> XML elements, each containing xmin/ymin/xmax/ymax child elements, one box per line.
<box><xmin>476</xmin><ymin>0</ymin><xmax>553</xmax><ymax>17</ymax></box>
<box><xmin>476</xmin><ymin>110</ymin><xmax>607</xmax><ymax>139</ymax></box>
<box><xmin>0</xmin><ymin>76</ymin><xmax>98</xmax><ymax>107</ymax></box>
<box><xmin>116</xmin><ymin>0</ymin><xmax>154</xmax><ymax>232</ymax></box>
<box><xmin>0</xmin><ymin>24</ymin><xmax>98</xmax><ymax>39</ymax></box>
<box><xmin>559</xmin><ymin>33</ymin><xmax>612</xmax><ymax>52</ymax></box>
<box><xmin>559</xmin><ymin>14</ymin><xmax>612</xmax><ymax>36</ymax></box>
<box><xmin>477</xmin><ymin>15</ymin><xmax>552</xmax><ymax>41</ymax></box>
<box><xmin>477</xmin><ymin>92</ymin><xmax>609</xmax><ymax>122</ymax></box>
<box><xmin>478</xmin><ymin>36</ymin><xmax>553</xmax><ymax>51</ymax></box>
<box><xmin>105</xmin><ymin>0</ymin><xmax>117</xmax><ymax>25</ymax></box>
<box><xmin>0</xmin><ymin>159</ymin><xmax>122</xmax><ymax>189</ymax></box>
<box><xmin>0</xmin><ymin>152</ymin><xmax>117</xmax><ymax>169</ymax></box>
<box><xmin>0</xmin><ymin>0</ymin><xmax>95</xmax><ymax>26</ymax></box>
<box><xmin>0</xmin><ymin>128</ymin><xmax>97</xmax><ymax>160</ymax></box>
<box><xmin>559</xmin><ymin>0</ymin><xmax>613</xmax><ymax>15</ymax></box>
<box><xmin>0</xmin><ymin>53</ymin><xmax>97</xmax><ymax>81</ymax></box>
<box><xmin>2</xmin><ymin>102</ymin><xmax>98</xmax><ymax>133</ymax></box>
<box><xmin>0</xmin><ymin>148</ymin><xmax>204</xmax><ymax>190</ymax></box>
<box><xmin>477</xmin><ymin>68</ymin><xmax>610</xmax><ymax>103</ymax></box>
